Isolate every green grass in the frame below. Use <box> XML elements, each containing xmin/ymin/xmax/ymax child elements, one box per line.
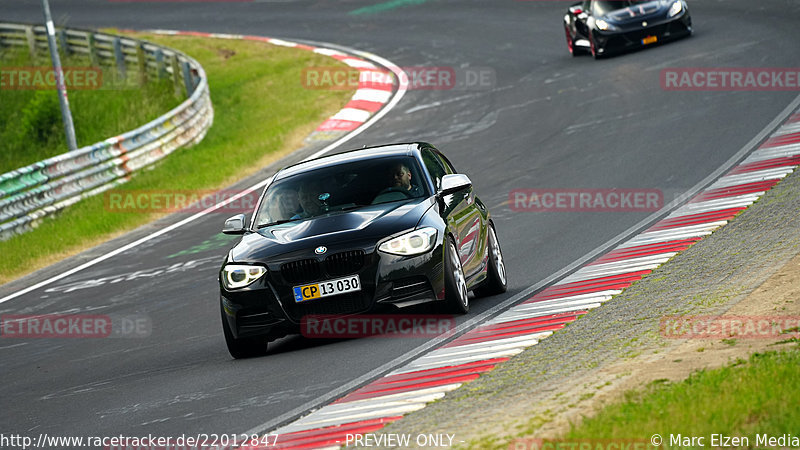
<box><xmin>0</xmin><ymin>33</ymin><xmax>354</xmax><ymax>283</ymax></box>
<box><xmin>0</xmin><ymin>47</ymin><xmax>179</xmax><ymax>173</ymax></box>
<box><xmin>564</xmin><ymin>346</ymin><xmax>800</xmax><ymax>448</ymax></box>
<box><xmin>464</xmin><ymin>346</ymin><xmax>800</xmax><ymax>449</ymax></box>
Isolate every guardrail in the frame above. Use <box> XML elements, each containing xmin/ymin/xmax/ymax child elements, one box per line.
<box><xmin>0</xmin><ymin>23</ymin><xmax>213</xmax><ymax>241</ymax></box>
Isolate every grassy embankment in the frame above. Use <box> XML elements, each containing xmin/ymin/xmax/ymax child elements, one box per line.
<box><xmin>0</xmin><ymin>33</ymin><xmax>354</xmax><ymax>284</ymax></box>
<box><xmin>0</xmin><ymin>47</ymin><xmax>178</xmax><ymax>174</ymax></box>
<box><xmin>562</xmin><ymin>344</ymin><xmax>800</xmax><ymax>449</ymax></box>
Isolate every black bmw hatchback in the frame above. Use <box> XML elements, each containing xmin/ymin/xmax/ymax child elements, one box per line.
<box><xmin>218</xmin><ymin>143</ymin><xmax>507</xmax><ymax>358</ymax></box>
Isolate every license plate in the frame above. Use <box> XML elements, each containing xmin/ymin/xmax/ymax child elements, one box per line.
<box><xmin>293</xmin><ymin>275</ymin><xmax>361</xmax><ymax>303</ymax></box>
<box><xmin>642</xmin><ymin>35</ymin><xmax>658</xmax><ymax>45</ymax></box>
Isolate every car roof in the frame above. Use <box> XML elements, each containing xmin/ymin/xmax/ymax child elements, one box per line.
<box><xmin>275</xmin><ymin>142</ymin><xmax>430</xmax><ymax>180</ymax></box>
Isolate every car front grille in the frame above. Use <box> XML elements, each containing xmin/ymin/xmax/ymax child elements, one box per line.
<box><xmin>281</xmin><ymin>258</ymin><xmax>323</xmax><ymax>285</ymax></box>
<box><xmin>325</xmin><ymin>250</ymin><xmax>365</xmax><ymax>277</ymax></box>
<box><xmin>281</xmin><ymin>250</ymin><xmax>366</xmax><ymax>284</ymax></box>
<box><xmin>279</xmin><ymin>250</ymin><xmax>372</xmax><ymax>321</ymax></box>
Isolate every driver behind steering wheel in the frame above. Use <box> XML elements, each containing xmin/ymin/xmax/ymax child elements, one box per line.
<box><xmin>382</xmin><ymin>162</ymin><xmax>423</xmax><ymax>197</ymax></box>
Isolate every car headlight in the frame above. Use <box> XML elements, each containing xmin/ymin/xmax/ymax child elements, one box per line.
<box><xmin>221</xmin><ymin>264</ymin><xmax>267</xmax><ymax>289</ymax></box>
<box><xmin>595</xmin><ymin>19</ymin><xmax>616</xmax><ymax>31</ymax></box>
<box><xmin>379</xmin><ymin>227</ymin><xmax>438</xmax><ymax>256</ymax></box>
<box><xmin>668</xmin><ymin>1</ymin><xmax>683</xmax><ymax>17</ymax></box>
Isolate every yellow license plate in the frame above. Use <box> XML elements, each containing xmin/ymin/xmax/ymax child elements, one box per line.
<box><xmin>642</xmin><ymin>35</ymin><xmax>658</xmax><ymax>45</ymax></box>
<box><xmin>293</xmin><ymin>275</ymin><xmax>361</xmax><ymax>303</ymax></box>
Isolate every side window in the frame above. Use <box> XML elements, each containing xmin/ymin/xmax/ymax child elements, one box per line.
<box><xmin>421</xmin><ymin>149</ymin><xmax>447</xmax><ymax>191</ymax></box>
<box><xmin>434</xmin><ymin>151</ymin><xmax>456</xmax><ymax>175</ymax></box>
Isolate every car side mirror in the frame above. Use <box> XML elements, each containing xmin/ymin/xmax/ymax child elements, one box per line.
<box><xmin>438</xmin><ymin>174</ymin><xmax>472</xmax><ymax>197</ymax></box>
<box><xmin>222</xmin><ymin>214</ymin><xmax>247</xmax><ymax>235</ymax></box>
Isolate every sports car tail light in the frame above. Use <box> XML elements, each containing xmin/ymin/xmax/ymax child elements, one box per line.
<box><xmin>325</xmin><ymin>250</ymin><xmax>366</xmax><ymax>277</ymax></box>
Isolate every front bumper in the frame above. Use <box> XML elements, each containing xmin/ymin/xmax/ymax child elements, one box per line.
<box><xmin>593</xmin><ymin>13</ymin><xmax>692</xmax><ymax>55</ymax></box>
<box><xmin>220</xmin><ymin>243</ymin><xmax>445</xmax><ymax>339</ymax></box>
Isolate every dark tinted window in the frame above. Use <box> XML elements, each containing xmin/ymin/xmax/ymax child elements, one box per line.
<box><xmin>255</xmin><ymin>156</ymin><xmax>428</xmax><ymax>227</ymax></box>
<box><xmin>422</xmin><ymin>149</ymin><xmax>447</xmax><ymax>191</ymax></box>
<box><xmin>435</xmin><ymin>151</ymin><xmax>457</xmax><ymax>175</ymax></box>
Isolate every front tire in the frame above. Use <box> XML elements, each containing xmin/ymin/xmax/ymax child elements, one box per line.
<box><xmin>475</xmin><ymin>224</ymin><xmax>508</xmax><ymax>297</ymax></box>
<box><xmin>564</xmin><ymin>24</ymin><xmax>579</xmax><ymax>57</ymax></box>
<box><xmin>221</xmin><ymin>304</ymin><xmax>268</xmax><ymax>359</ymax></box>
<box><xmin>589</xmin><ymin>33</ymin><xmax>599</xmax><ymax>59</ymax></box>
<box><xmin>444</xmin><ymin>238</ymin><xmax>469</xmax><ymax>314</ymax></box>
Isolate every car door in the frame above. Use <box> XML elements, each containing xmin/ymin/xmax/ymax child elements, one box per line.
<box><xmin>422</xmin><ymin>148</ymin><xmax>486</xmax><ymax>281</ymax></box>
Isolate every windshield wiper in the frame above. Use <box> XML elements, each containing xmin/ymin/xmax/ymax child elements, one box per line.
<box><xmin>257</xmin><ymin>218</ymin><xmax>301</xmax><ymax>229</ymax></box>
<box><xmin>339</xmin><ymin>204</ymin><xmax>368</xmax><ymax>211</ymax></box>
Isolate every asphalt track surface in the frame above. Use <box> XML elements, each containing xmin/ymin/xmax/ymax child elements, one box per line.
<box><xmin>1</xmin><ymin>0</ymin><xmax>800</xmax><ymax>442</ymax></box>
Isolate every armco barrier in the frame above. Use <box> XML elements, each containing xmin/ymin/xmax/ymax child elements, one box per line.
<box><xmin>0</xmin><ymin>23</ymin><xmax>213</xmax><ymax>240</ymax></box>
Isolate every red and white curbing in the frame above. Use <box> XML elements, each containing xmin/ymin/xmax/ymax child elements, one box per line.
<box><xmin>147</xmin><ymin>30</ymin><xmax>395</xmax><ymax>142</ymax></box>
<box><xmin>242</xmin><ymin>110</ymin><xmax>800</xmax><ymax>450</ymax></box>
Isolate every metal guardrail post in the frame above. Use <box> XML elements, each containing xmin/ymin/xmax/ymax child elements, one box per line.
<box><xmin>87</xmin><ymin>33</ymin><xmax>99</xmax><ymax>66</ymax></box>
<box><xmin>154</xmin><ymin>49</ymin><xmax>166</xmax><ymax>79</ymax></box>
<box><xmin>171</xmin><ymin>53</ymin><xmax>182</xmax><ymax>97</ymax></box>
<box><xmin>57</xmin><ymin>29</ymin><xmax>68</xmax><ymax>56</ymax></box>
<box><xmin>181</xmin><ymin>60</ymin><xmax>194</xmax><ymax>95</ymax></box>
<box><xmin>112</xmin><ymin>36</ymin><xmax>126</xmax><ymax>79</ymax></box>
<box><xmin>24</xmin><ymin>25</ymin><xmax>37</xmax><ymax>60</ymax></box>
<box><xmin>137</xmin><ymin>42</ymin><xmax>147</xmax><ymax>86</ymax></box>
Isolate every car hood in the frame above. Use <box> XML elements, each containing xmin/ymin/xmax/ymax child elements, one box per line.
<box><xmin>230</xmin><ymin>198</ymin><xmax>434</xmax><ymax>262</ymax></box>
<box><xmin>604</xmin><ymin>1</ymin><xmax>668</xmax><ymax>23</ymax></box>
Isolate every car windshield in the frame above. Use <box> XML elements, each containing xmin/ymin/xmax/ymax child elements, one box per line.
<box><xmin>255</xmin><ymin>156</ymin><xmax>429</xmax><ymax>228</ymax></box>
<box><xmin>592</xmin><ymin>0</ymin><xmax>651</xmax><ymax>16</ymax></box>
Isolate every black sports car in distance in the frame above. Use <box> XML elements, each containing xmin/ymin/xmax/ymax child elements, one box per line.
<box><xmin>218</xmin><ymin>143</ymin><xmax>507</xmax><ymax>358</ymax></box>
<box><xmin>564</xmin><ymin>0</ymin><xmax>692</xmax><ymax>58</ymax></box>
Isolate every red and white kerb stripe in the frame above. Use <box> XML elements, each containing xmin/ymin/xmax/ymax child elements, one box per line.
<box><xmin>315</xmin><ymin>53</ymin><xmax>394</xmax><ymax>133</ymax></box>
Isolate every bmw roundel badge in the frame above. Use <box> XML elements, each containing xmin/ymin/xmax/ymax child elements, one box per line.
<box><xmin>315</xmin><ymin>246</ymin><xmax>327</xmax><ymax>255</ymax></box>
